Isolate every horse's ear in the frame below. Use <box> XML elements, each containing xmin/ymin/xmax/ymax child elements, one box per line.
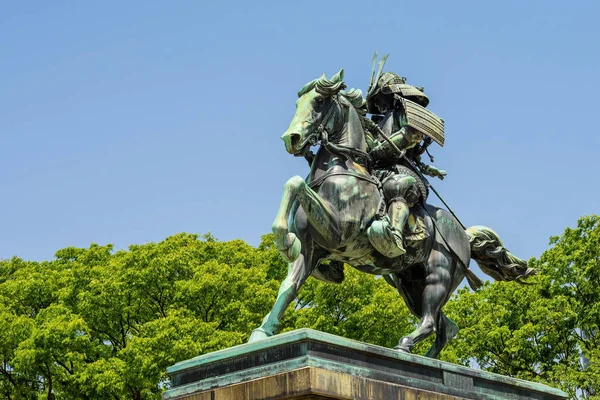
<box><xmin>331</xmin><ymin>69</ymin><xmax>344</xmax><ymax>83</ymax></box>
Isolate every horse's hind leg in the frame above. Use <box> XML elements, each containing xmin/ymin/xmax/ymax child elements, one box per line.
<box><xmin>396</xmin><ymin>249</ymin><xmax>454</xmax><ymax>354</ymax></box>
<box><xmin>424</xmin><ymin>312</ymin><xmax>459</xmax><ymax>358</ymax></box>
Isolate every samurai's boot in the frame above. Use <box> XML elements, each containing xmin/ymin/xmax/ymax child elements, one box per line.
<box><xmin>368</xmin><ymin>198</ymin><xmax>410</xmax><ymax>258</ymax></box>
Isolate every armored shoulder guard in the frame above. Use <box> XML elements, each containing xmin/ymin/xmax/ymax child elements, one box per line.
<box><xmin>400</xmin><ymin>98</ymin><xmax>445</xmax><ymax>147</ymax></box>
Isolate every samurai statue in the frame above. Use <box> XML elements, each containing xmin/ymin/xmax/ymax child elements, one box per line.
<box><xmin>364</xmin><ymin>55</ymin><xmax>447</xmax><ymax>258</ymax></box>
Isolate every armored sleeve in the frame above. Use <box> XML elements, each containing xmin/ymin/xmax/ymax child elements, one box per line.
<box><xmin>378</xmin><ymin>127</ymin><xmax>422</xmax><ymax>152</ymax></box>
<box><xmin>418</xmin><ymin>160</ymin><xmax>447</xmax><ymax>180</ymax></box>
<box><xmin>370</xmin><ymin>127</ymin><xmax>420</xmax><ymax>162</ymax></box>
<box><xmin>403</xmin><ymin>127</ymin><xmax>424</xmax><ymax>149</ymax></box>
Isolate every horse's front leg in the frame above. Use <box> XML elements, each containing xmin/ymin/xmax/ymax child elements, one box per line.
<box><xmin>272</xmin><ymin>175</ymin><xmax>340</xmax><ymax>262</ymax></box>
<box><xmin>250</xmin><ymin>204</ymin><xmax>326</xmax><ymax>342</ymax></box>
<box><xmin>248</xmin><ymin>250</ymin><xmax>314</xmax><ymax>342</ymax></box>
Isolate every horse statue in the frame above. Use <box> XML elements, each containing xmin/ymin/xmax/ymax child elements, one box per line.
<box><xmin>248</xmin><ymin>69</ymin><xmax>535</xmax><ymax>358</ymax></box>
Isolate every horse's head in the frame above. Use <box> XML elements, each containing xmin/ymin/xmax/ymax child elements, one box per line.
<box><xmin>281</xmin><ymin>69</ymin><xmax>365</xmax><ymax>156</ymax></box>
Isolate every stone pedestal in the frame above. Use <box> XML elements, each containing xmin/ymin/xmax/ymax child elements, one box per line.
<box><xmin>163</xmin><ymin>329</ymin><xmax>567</xmax><ymax>400</ymax></box>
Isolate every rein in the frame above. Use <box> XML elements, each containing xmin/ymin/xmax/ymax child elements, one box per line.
<box><xmin>305</xmin><ymin>96</ymin><xmax>379</xmax><ymax>190</ymax></box>
<box><xmin>314</xmin><ymin>97</ymin><xmax>373</xmax><ymax>171</ymax></box>
<box><xmin>320</xmin><ymin>129</ymin><xmax>373</xmax><ymax>171</ymax></box>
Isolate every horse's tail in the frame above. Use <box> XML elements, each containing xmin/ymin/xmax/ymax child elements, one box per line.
<box><xmin>466</xmin><ymin>225</ymin><xmax>536</xmax><ymax>283</ymax></box>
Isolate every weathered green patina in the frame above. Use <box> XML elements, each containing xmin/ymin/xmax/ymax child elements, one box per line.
<box><xmin>250</xmin><ymin>59</ymin><xmax>535</xmax><ymax>358</ymax></box>
<box><xmin>164</xmin><ymin>329</ymin><xmax>567</xmax><ymax>400</ymax></box>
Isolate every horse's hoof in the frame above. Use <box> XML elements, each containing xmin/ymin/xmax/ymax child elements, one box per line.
<box><xmin>394</xmin><ymin>337</ymin><xmax>413</xmax><ymax>354</ymax></box>
<box><xmin>248</xmin><ymin>328</ymin><xmax>271</xmax><ymax>343</ymax></box>
<box><xmin>277</xmin><ymin>233</ymin><xmax>301</xmax><ymax>263</ymax></box>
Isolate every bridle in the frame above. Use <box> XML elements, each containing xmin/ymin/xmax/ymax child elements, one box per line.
<box><xmin>303</xmin><ymin>94</ymin><xmax>374</xmax><ymax>172</ymax></box>
<box><xmin>300</xmin><ymin>94</ymin><xmax>380</xmax><ymax>190</ymax></box>
<box><xmin>291</xmin><ymin>95</ymin><xmax>338</xmax><ymax>154</ymax></box>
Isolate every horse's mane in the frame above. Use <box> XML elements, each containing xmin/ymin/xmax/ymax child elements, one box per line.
<box><xmin>297</xmin><ymin>74</ymin><xmax>366</xmax><ymax>113</ymax></box>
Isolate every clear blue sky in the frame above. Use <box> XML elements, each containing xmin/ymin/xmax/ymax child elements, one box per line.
<box><xmin>1</xmin><ymin>1</ymin><xmax>599</xmax><ymax>265</ymax></box>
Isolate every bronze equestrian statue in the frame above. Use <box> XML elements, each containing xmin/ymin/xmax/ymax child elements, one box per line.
<box><xmin>249</xmin><ymin>58</ymin><xmax>534</xmax><ymax>358</ymax></box>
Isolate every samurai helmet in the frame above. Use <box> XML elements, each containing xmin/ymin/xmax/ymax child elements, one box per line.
<box><xmin>366</xmin><ymin>53</ymin><xmax>430</xmax><ymax>113</ymax></box>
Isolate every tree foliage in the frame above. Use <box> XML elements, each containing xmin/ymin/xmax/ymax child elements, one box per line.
<box><xmin>444</xmin><ymin>215</ymin><xmax>600</xmax><ymax>398</ymax></box>
<box><xmin>0</xmin><ymin>233</ymin><xmax>284</xmax><ymax>399</ymax></box>
<box><xmin>1</xmin><ymin>215</ymin><xmax>599</xmax><ymax>399</ymax></box>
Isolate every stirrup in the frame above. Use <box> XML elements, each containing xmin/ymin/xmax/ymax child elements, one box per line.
<box><xmin>386</xmin><ymin>226</ymin><xmax>407</xmax><ymax>257</ymax></box>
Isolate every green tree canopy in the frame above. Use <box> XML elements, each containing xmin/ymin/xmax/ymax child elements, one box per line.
<box><xmin>0</xmin><ymin>233</ymin><xmax>285</xmax><ymax>399</ymax></box>
<box><xmin>1</xmin><ymin>215</ymin><xmax>598</xmax><ymax>399</ymax></box>
<box><xmin>444</xmin><ymin>215</ymin><xmax>600</xmax><ymax>398</ymax></box>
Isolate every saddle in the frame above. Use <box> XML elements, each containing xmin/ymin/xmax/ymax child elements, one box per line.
<box><xmin>404</xmin><ymin>207</ymin><xmax>429</xmax><ymax>247</ymax></box>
